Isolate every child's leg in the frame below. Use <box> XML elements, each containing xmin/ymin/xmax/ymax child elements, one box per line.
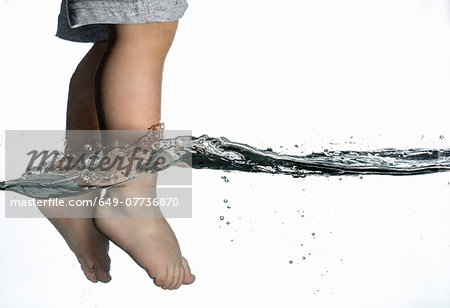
<box><xmin>94</xmin><ymin>22</ymin><xmax>178</xmax><ymax>129</ymax></box>
<box><xmin>41</xmin><ymin>41</ymin><xmax>112</xmax><ymax>283</ymax></box>
<box><xmin>93</xmin><ymin>21</ymin><xmax>195</xmax><ymax>290</ymax></box>
<box><xmin>66</xmin><ymin>42</ymin><xmax>107</xmax><ymax>131</ymax></box>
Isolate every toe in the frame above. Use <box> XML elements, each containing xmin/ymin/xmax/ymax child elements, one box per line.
<box><xmin>168</xmin><ymin>265</ymin><xmax>181</xmax><ymax>290</ymax></box>
<box><xmin>151</xmin><ymin>267</ymin><xmax>169</xmax><ymax>289</ymax></box>
<box><xmin>175</xmin><ymin>264</ymin><xmax>185</xmax><ymax>289</ymax></box>
<box><xmin>83</xmin><ymin>270</ymin><xmax>98</xmax><ymax>283</ymax></box>
<box><xmin>162</xmin><ymin>266</ymin><xmax>176</xmax><ymax>290</ymax></box>
<box><xmin>181</xmin><ymin>257</ymin><xmax>195</xmax><ymax>285</ymax></box>
<box><xmin>80</xmin><ymin>261</ymin><xmax>98</xmax><ymax>283</ymax></box>
<box><xmin>94</xmin><ymin>262</ymin><xmax>112</xmax><ymax>283</ymax></box>
<box><xmin>95</xmin><ymin>269</ymin><xmax>112</xmax><ymax>283</ymax></box>
<box><xmin>94</xmin><ymin>254</ymin><xmax>112</xmax><ymax>283</ymax></box>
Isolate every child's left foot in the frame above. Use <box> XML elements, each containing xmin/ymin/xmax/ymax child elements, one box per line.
<box><xmin>93</xmin><ymin>182</ymin><xmax>195</xmax><ymax>290</ymax></box>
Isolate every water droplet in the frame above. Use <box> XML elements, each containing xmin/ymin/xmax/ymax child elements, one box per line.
<box><xmin>224</xmin><ymin>179</ymin><xmax>229</xmax><ymax>183</ymax></box>
<box><xmin>302</xmin><ymin>256</ymin><xmax>306</xmax><ymax>260</ymax></box>
<box><xmin>359</xmin><ymin>176</ymin><xmax>363</xmax><ymax>179</ymax></box>
<box><xmin>289</xmin><ymin>260</ymin><xmax>293</xmax><ymax>264</ymax></box>
<box><xmin>312</xmin><ymin>232</ymin><xmax>316</xmax><ymax>236</ymax></box>
<box><xmin>301</xmin><ymin>215</ymin><xmax>304</xmax><ymax>218</ymax></box>
<box><xmin>226</xmin><ymin>221</ymin><xmax>230</xmax><ymax>225</ymax></box>
<box><xmin>227</xmin><ymin>206</ymin><xmax>231</xmax><ymax>209</ymax></box>
<box><xmin>224</xmin><ymin>199</ymin><xmax>228</xmax><ymax>203</ymax></box>
<box><xmin>440</xmin><ymin>135</ymin><xmax>445</xmax><ymax>140</ymax></box>
<box><xmin>220</xmin><ymin>216</ymin><xmax>224</xmax><ymax>220</ymax></box>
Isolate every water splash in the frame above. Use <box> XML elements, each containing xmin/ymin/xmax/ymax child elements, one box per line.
<box><xmin>1</xmin><ymin>134</ymin><xmax>450</xmax><ymax>199</ymax></box>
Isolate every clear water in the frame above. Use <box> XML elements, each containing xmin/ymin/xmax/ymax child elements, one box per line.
<box><xmin>1</xmin><ymin>132</ymin><xmax>450</xmax><ymax>199</ymax></box>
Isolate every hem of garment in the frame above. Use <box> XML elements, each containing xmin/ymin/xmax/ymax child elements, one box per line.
<box><xmin>67</xmin><ymin>1</ymin><xmax>189</xmax><ymax>29</ymax></box>
<box><xmin>54</xmin><ymin>32</ymin><xmax>109</xmax><ymax>43</ymax></box>
<box><xmin>56</xmin><ymin>0</ymin><xmax>110</xmax><ymax>43</ymax></box>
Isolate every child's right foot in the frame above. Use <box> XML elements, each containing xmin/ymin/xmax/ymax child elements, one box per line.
<box><xmin>93</xmin><ymin>186</ymin><xmax>195</xmax><ymax>290</ymax></box>
<box><xmin>39</xmin><ymin>191</ymin><xmax>112</xmax><ymax>283</ymax></box>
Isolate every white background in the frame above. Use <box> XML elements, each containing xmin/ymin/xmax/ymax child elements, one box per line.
<box><xmin>1</xmin><ymin>0</ymin><xmax>450</xmax><ymax>307</ymax></box>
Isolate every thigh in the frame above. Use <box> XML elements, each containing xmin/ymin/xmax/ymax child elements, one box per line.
<box><xmin>107</xmin><ymin>21</ymin><xmax>179</xmax><ymax>44</ymax></box>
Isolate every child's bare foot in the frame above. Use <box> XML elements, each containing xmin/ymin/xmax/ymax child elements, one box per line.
<box><xmin>93</xmin><ymin>180</ymin><xmax>195</xmax><ymax>289</ymax></box>
<box><xmin>39</xmin><ymin>191</ymin><xmax>112</xmax><ymax>283</ymax></box>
